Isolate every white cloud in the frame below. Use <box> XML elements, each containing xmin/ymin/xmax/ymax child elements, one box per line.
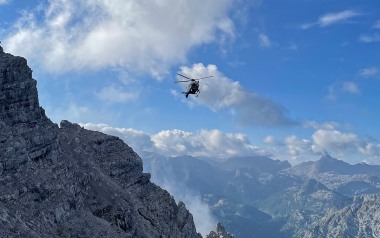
<box><xmin>263</xmin><ymin>135</ymin><xmax>276</xmax><ymax>144</ymax></box>
<box><xmin>342</xmin><ymin>81</ymin><xmax>360</xmax><ymax>94</ymax></box>
<box><xmin>311</xmin><ymin>129</ymin><xmax>360</xmax><ymax>154</ymax></box>
<box><xmin>326</xmin><ymin>81</ymin><xmax>360</xmax><ymax>100</ymax></box>
<box><xmin>309</xmin><ymin>128</ymin><xmax>380</xmax><ymax>163</ymax></box>
<box><xmin>359</xmin><ymin>33</ymin><xmax>380</xmax><ymax>43</ymax></box>
<box><xmin>81</xmin><ymin>123</ymin><xmax>154</xmax><ymax>154</ymax></box>
<box><xmin>301</xmin><ymin>10</ymin><xmax>361</xmax><ymax>29</ymax></box>
<box><xmin>319</xmin><ymin>10</ymin><xmax>361</xmax><ymax>27</ymax></box>
<box><xmin>96</xmin><ymin>84</ymin><xmax>139</xmax><ymax>103</ymax></box>
<box><xmin>359</xmin><ymin>67</ymin><xmax>379</xmax><ymax>77</ymax></box>
<box><xmin>3</xmin><ymin>0</ymin><xmax>234</xmax><ymax>76</ymax></box>
<box><xmin>359</xmin><ymin>144</ymin><xmax>380</xmax><ymax>158</ymax></box>
<box><xmin>81</xmin><ymin>121</ymin><xmax>380</xmax><ymax>165</ymax></box>
<box><xmin>81</xmin><ymin>123</ymin><xmax>263</xmax><ymax>158</ymax></box>
<box><xmin>151</xmin><ymin>129</ymin><xmax>263</xmax><ymax>158</ymax></box>
<box><xmin>284</xmin><ymin>135</ymin><xmax>312</xmax><ymax>161</ymax></box>
<box><xmin>263</xmin><ymin>120</ymin><xmax>380</xmax><ymax>164</ymax></box>
<box><xmin>177</xmin><ymin>63</ymin><xmax>296</xmax><ymax>126</ymax></box>
<box><xmin>0</xmin><ymin>0</ymin><xmax>10</xmax><ymax>4</ymax></box>
<box><xmin>259</xmin><ymin>34</ymin><xmax>272</xmax><ymax>48</ymax></box>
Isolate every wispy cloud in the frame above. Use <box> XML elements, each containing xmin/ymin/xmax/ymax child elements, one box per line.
<box><xmin>3</xmin><ymin>0</ymin><xmax>234</xmax><ymax>77</ymax></box>
<box><xmin>326</xmin><ymin>81</ymin><xmax>360</xmax><ymax>100</ymax></box>
<box><xmin>359</xmin><ymin>67</ymin><xmax>379</xmax><ymax>77</ymax></box>
<box><xmin>0</xmin><ymin>0</ymin><xmax>10</xmax><ymax>5</ymax></box>
<box><xmin>288</xmin><ymin>43</ymin><xmax>298</xmax><ymax>51</ymax></box>
<box><xmin>263</xmin><ymin>135</ymin><xmax>276</xmax><ymax>144</ymax></box>
<box><xmin>151</xmin><ymin>173</ymin><xmax>216</xmax><ymax>236</ymax></box>
<box><xmin>258</xmin><ymin>34</ymin><xmax>272</xmax><ymax>48</ymax></box>
<box><xmin>300</xmin><ymin>10</ymin><xmax>362</xmax><ymax>29</ymax></box>
<box><xmin>326</xmin><ymin>84</ymin><xmax>337</xmax><ymax>101</ymax></box>
<box><xmin>96</xmin><ymin>84</ymin><xmax>139</xmax><ymax>103</ymax></box>
<box><xmin>342</xmin><ymin>81</ymin><xmax>360</xmax><ymax>95</ymax></box>
<box><xmin>359</xmin><ymin>33</ymin><xmax>380</xmax><ymax>43</ymax></box>
<box><xmin>319</xmin><ymin>10</ymin><xmax>361</xmax><ymax>26</ymax></box>
<box><xmin>373</xmin><ymin>20</ymin><xmax>380</xmax><ymax>29</ymax></box>
<box><xmin>177</xmin><ymin>63</ymin><xmax>296</xmax><ymax>127</ymax></box>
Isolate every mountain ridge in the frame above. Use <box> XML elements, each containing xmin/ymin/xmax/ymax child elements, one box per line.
<box><xmin>285</xmin><ymin>153</ymin><xmax>380</xmax><ymax>178</ymax></box>
<box><xmin>0</xmin><ymin>48</ymin><xmax>203</xmax><ymax>237</ymax></box>
<box><xmin>141</xmin><ymin>151</ymin><xmax>380</xmax><ymax>238</ymax></box>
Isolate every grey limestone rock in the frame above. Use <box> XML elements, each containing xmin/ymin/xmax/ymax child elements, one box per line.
<box><xmin>205</xmin><ymin>223</ymin><xmax>234</xmax><ymax>238</ymax></box>
<box><xmin>0</xmin><ymin>49</ymin><xmax>202</xmax><ymax>237</ymax></box>
<box><xmin>300</xmin><ymin>195</ymin><xmax>380</xmax><ymax>238</ymax></box>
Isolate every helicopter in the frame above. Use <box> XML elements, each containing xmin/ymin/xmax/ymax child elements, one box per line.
<box><xmin>175</xmin><ymin>73</ymin><xmax>213</xmax><ymax>98</ymax></box>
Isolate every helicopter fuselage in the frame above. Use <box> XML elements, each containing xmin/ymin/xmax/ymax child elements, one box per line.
<box><xmin>175</xmin><ymin>73</ymin><xmax>212</xmax><ymax>98</ymax></box>
<box><xmin>184</xmin><ymin>81</ymin><xmax>200</xmax><ymax>98</ymax></box>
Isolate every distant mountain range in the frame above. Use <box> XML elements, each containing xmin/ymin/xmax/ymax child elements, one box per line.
<box><xmin>141</xmin><ymin>152</ymin><xmax>380</xmax><ymax>238</ymax></box>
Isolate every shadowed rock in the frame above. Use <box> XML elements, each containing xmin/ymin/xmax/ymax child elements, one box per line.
<box><xmin>0</xmin><ymin>48</ymin><xmax>202</xmax><ymax>237</ymax></box>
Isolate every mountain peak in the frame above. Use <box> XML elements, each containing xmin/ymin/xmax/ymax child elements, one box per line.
<box><xmin>320</xmin><ymin>151</ymin><xmax>335</xmax><ymax>161</ymax></box>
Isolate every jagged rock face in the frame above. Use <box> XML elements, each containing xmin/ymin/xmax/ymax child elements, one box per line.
<box><xmin>0</xmin><ymin>48</ymin><xmax>59</xmax><ymax>173</ymax></box>
<box><xmin>0</xmin><ymin>49</ymin><xmax>202</xmax><ymax>237</ymax></box>
<box><xmin>301</xmin><ymin>195</ymin><xmax>380</xmax><ymax>238</ymax></box>
<box><xmin>206</xmin><ymin>223</ymin><xmax>234</xmax><ymax>238</ymax></box>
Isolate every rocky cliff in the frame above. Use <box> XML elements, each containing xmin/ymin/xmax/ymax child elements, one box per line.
<box><xmin>0</xmin><ymin>46</ymin><xmax>202</xmax><ymax>238</ymax></box>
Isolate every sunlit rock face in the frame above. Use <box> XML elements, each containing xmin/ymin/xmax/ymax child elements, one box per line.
<box><xmin>0</xmin><ymin>48</ymin><xmax>202</xmax><ymax>238</ymax></box>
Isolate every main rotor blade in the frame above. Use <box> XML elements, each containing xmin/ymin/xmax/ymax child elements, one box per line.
<box><xmin>177</xmin><ymin>73</ymin><xmax>192</xmax><ymax>80</ymax></box>
<box><xmin>174</xmin><ymin>80</ymin><xmax>192</xmax><ymax>83</ymax></box>
<box><xmin>196</xmin><ymin>76</ymin><xmax>213</xmax><ymax>80</ymax></box>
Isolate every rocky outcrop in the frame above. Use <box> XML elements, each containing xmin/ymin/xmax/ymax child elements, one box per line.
<box><xmin>206</xmin><ymin>223</ymin><xmax>234</xmax><ymax>238</ymax></box>
<box><xmin>0</xmin><ymin>47</ymin><xmax>202</xmax><ymax>237</ymax></box>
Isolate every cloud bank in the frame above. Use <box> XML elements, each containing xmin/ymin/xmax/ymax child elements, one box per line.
<box><xmin>3</xmin><ymin>0</ymin><xmax>234</xmax><ymax>76</ymax></box>
<box><xmin>82</xmin><ymin>123</ymin><xmax>263</xmax><ymax>158</ymax></box>
<box><xmin>82</xmin><ymin>121</ymin><xmax>380</xmax><ymax>165</ymax></box>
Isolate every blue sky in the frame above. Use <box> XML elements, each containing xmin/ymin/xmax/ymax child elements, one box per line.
<box><xmin>1</xmin><ymin>0</ymin><xmax>380</xmax><ymax>164</ymax></box>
